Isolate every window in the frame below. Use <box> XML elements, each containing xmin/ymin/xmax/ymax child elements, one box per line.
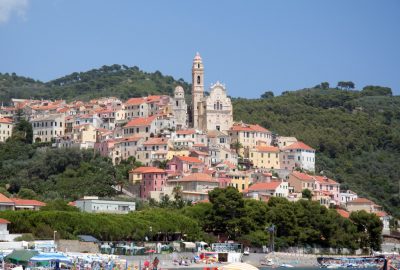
<box><xmin>176</xmin><ymin>100</ymin><xmax>179</xmax><ymax>106</ymax></box>
<box><xmin>197</xmin><ymin>76</ymin><xmax>200</xmax><ymax>84</ymax></box>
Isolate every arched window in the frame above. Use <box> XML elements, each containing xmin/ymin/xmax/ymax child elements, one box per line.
<box><xmin>197</xmin><ymin>76</ymin><xmax>200</xmax><ymax>84</ymax></box>
<box><xmin>214</xmin><ymin>103</ymin><xmax>217</xmax><ymax>110</ymax></box>
<box><xmin>219</xmin><ymin>103</ymin><xmax>223</xmax><ymax>110</ymax></box>
<box><xmin>198</xmin><ymin>63</ymin><xmax>200</xmax><ymax>68</ymax></box>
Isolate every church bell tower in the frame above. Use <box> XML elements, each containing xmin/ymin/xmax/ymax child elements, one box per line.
<box><xmin>192</xmin><ymin>52</ymin><xmax>204</xmax><ymax>129</ymax></box>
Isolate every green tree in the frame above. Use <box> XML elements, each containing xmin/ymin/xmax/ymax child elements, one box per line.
<box><xmin>11</xmin><ymin>119</ymin><xmax>33</xmax><ymax>144</ymax></box>
<box><xmin>207</xmin><ymin>187</ymin><xmax>247</xmax><ymax>239</ymax></box>
<box><xmin>261</xmin><ymin>91</ymin><xmax>274</xmax><ymax>99</ymax></box>
<box><xmin>350</xmin><ymin>210</ymin><xmax>383</xmax><ymax>251</ymax></box>
<box><xmin>301</xmin><ymin>189</ymin><xmax>312</xmax><ymax>200</ymax></box>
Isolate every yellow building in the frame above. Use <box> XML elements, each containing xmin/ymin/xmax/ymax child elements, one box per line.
<box><xmin>229</xmin><ymin>122</ymin><xmax>272</xmax><ymax>157</ymax></box>
<box><xmin>249</xmin><ymin>146</ymin><xmax>280</xmax><ymax>169</ymax></box>
<box><xmin>226</xmin><ymin>170</ymin><xmax>252</xmax><ymax>192</ymax></box>
<box><xmin>166</xmin><ymin>149</ymin><xmax>190</xmax><ymax>160</ymax></box>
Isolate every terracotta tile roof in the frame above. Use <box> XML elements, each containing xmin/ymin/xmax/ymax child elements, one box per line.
<box><xmin>314</xmin><ymin>175</ymin><xmax>339</xmax><ymax>185</ymax></box>
<box><xmin>175</xmin><ymin>156</ymin><xmax>203</xmax><ymax>163</ymax></box>
<box><xmin>336</xmin><ymin>209</ymin><xmax>350</xmax><ymax>218</ymax></box>
<box><xmin>248</xmin><ymin>181</ymin><xmax>282</xmax><ymax>191</ymax></box>
<box><xmin>143</xmin><ymin>137</ymin><xmax>168</xmax><ymax>145</ymax></box>
<box><xmin>176</xmin><ymin>129</ymin><xmax>196</xmax><ymax>135</ymax></box>
<box><xmin>0</xmin><ymin>193</ymin><xmax>14</xmax><ymax>204</ymax></box>
<box><xmin>125</xmin><ymin>97</ymin><xmax>146</xmax><ymax>105</ymax></box>
<box><xmin>11</xmin><ymin>198</ymin><xmax>46</xmax><ymax>207</ymax></box>
<box><xmin>190</xmin><ymin>150</ymin><xmax>209</xmax><ymax>156</ymax></box>
<box><xmin>124</xmin><ymin>116</ymin><xmax>156</xmax><ymax>127</ymax></box>
<box><xmin>347</xmin><ymin>198</ymin><xmax>374</xmax><ymax>204</ymax></box>
<box><xmin>193</xmin><ymin>143</ymin><xmax>206</xmax><ymax>147</ymax></box>
<box><xmin>0</xmin><ymin>218</ymin><xmax>10</xmax><ymax>224</ymax></box>
<box><xmin>375</xmin><ymin>211</ymin><xmax>388</xmax><ymax>217</ymax></box>
<box><xmin>130</xmin><ymin>166</ymin><xmax>166</xmax><ymax>174</ymax></box>
<box><xmin>207</xmin><ymin>130</ymin><xmax>228</xmax><ymax>138</ymax></box>
<box><xmin>291</xmin><ymin>171</ymin><xmax>315</xmax><ymax>182</ymax></box>
<box><xmin>177</xmin><ymin>173</ymin><xmax>216</xmax><ymax>182</ymax></box>
<box><xmin>0</xmin><ymin>117</ymin><xmax>13</xmax><ymax>124</ymax></box>
<box><xmin>255</xmin><ymin>146</ymin><xmax>279</xmax><ymax>152</ymax></box>
<box><xmin>230</xmin><ymin>123</ymin><xmax>270</xmax><ymax>133</ymax></box>
<box><xmin>146</xmin><ymin>95</ymin><xmax>162</xmax><ymax>103</ymax></box>
<box><xmin>283</xmin><ymin>141</ymin><xmax>315</xmax><ymax>151</ymax></box>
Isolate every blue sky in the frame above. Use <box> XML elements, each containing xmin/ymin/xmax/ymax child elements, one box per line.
<box><xmin>0</xmin><ymin>0</ymin><xmax>399</xmax><ymax>97</ymax></box>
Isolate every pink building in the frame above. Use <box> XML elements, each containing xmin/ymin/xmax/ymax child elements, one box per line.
<box><xmin>167</xmin><ymin>155</ymin><xmax>205</xmax><ymax>175</ymax></box>
<box><xmin>133</xmin><ymin>167</ymin><xmax>167</xmax><ymax>199</ymax></box>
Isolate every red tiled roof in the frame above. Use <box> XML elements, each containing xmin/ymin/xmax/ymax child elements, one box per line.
<box><xmin>124</xmin><ymin>116</ymin><xmax>156</xmax><ymax>127</ymax></box>
<box><xmin>0</xmin><ymin>193</ymin><xmax>14</xmax><ymax>204</ymax></box>
<box><xmin>375</xmin><ymin>211</ymin><xmax>388</xmax><ymax>217</ymax></box>
<box><xmin>291</xmin><ymin>171</ymin><xmax>315</xmax><ymax>182</ymax></box>
<box><xmin>314</xmin><ymin>175</ymin><xmax>338</xmax><ymax>185</ymax></box>
<box><xmin>248</xmin><ymin>181</ymin><xmax>282</xmax><ymax>191</ymax></box>
<box><xmin>175</xmin><ymin>156</ymin><xmax>203</xmax><ymax>163</ymax></box>
<box><xmin>130</xmin><ymin>166</ymin><xmax>166</xmax><ymax>174</ymax></box>
<box><xmin>0</xmin><ymin>218</ymin><xmax>10</xmax><ymax>224</ymax></box>
<box><xmin>190</xmin><ymin>150</ymin><xmax>209</xmax><ymax>156</ymax></box>
<box><xmin>11</xmin><ymin>198</ymin><xmax>46</xmax><ymax>207</ymax></box>
<box><xmin>0</xmin><ymin>117</ymin><xmax>13</xmax><ymax>124</ymax></box>
<box><xmin>347</xmin><ymin>198</ymin><xmax>374</xmax><ymax>204</ymax></box>
<box><xmin>125</xmin><ymin>97</ymin><xmax>146</xmax><ymax>105</ymax></box>
<box><xmin>143</xmin><ymin>137</ymin><xmax>168</xmax><ymax>145</ymax></box>
<box><xmin>336</xmin><ymin>209</ymin><xmax>350</xmax><ymax>218</ymax></box>
<box><xmin>283</xmin><ymin>141</ymin><xmax>315</xmax><ymax>151</ymax></box>
<box><xmin>176</xmin><ymin>129</ymin><xmax>196</xmax><ymax>135</ymax></box>
<box><xmin>256</xmin><ymin>146</ymin><xmax>279</xmax><ymax>152</ymax></box>
<box><xmin>230</xmin><ymin>123</ymin><xmax>269</xmax><ymax>133</ymax></box>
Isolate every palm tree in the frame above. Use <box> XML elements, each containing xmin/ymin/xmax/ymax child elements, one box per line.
<box><xmin>231</xmin><ymin>141</ymin><xmax>243</xmax><ymax>155</ymax></box>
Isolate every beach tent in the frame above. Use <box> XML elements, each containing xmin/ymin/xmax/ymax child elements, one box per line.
<box><xmin>77</xmin><ymin>235</ymin><xmax>100</xmax><ymax>243</ymax></box>
<box><xmin>5</xmin><ymin>250</ymin><xmax>39</xmax><ymax>266</ymax></box>
<box><xmin>220</xmin><ymin>262</ymin><xmax>259</xmax><ymax>270</ymax></box>
<box><xmin>30</xmin><ymin>252</ymin><xmax>71</xmax><ymax>263</ymax></box>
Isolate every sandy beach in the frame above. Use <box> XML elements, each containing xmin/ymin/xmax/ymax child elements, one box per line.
<box><xmin>120</xmin><ymin>252</ymin><xmax>320</xmax><ymax>269</ymax></box>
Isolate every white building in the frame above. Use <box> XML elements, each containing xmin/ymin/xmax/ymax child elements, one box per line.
<box><xmin>281</xmin><ymin>141</ymin><xmax>315</xmax><ymax>172</ymax></box>
<box><xmin>244</xmin><ymin>181</ymin><xmax>289</xmax><ymax>199</ymax></box>
<box><xmin>172</xmin><ymin>86</ymin><xmax>188</xmax><ymax>130</ymax></box>
<box><xmin>340</xmin><ymin>190</ymin><xmax>358</xmax><ymax>205</ymax></box>
<box><xmin>31</xmin><ymin>114</ymin><xmax>65</xmax><ymax>143</ymax></box>
<box><xmin>0</xmin><ymin>117</ymin><xmax>13</xmax><ymax>142</ymax></box>
<box><xmin>75</xmin><ymin>196</ymin><xmax>135</xmax><ymax>214</ymax></box>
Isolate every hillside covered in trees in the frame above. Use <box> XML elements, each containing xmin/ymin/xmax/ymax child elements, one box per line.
<box><xmin>0</xmin><ymin>65</ymin><xmax>190</xmax><ymax>104</ymax></box>
<box><xmin>1</xmin><ymin>66</ymin><xmax>399</xmax><ymax>216</ymax></box>
<box><xmin>233</xmin><ymin>86</ymin><xmax>400</xmax><ymax>217</ymax></box>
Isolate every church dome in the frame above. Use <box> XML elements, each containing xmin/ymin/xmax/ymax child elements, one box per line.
<box><xmin>174</xmin><ymin>86</ymin><xmax>184</xmax><ymax>93</ymax></box>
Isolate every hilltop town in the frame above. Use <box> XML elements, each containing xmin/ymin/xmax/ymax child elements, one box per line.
<box><xmin>0</xmin><ymin>54</ymin><xmax>392</xmax><ymax>231</ymax></box>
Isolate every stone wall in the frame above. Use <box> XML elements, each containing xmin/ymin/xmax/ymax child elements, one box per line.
<box><xmin>57</xmin><ymin>240</ymin><xmax>99</xmax><ymax>253</ymax></box>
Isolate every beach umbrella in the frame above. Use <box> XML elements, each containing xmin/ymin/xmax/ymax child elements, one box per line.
<box><xmin>220</xmin><ymin>262</ymin><xmax>259</xmax><ymax>270</ymax></box>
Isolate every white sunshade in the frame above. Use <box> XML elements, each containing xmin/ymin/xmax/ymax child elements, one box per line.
<box><xmin>220</xmin><ymin>262</ymin><xmax>259</xmax><ymax>270</ymax></box>
<box><xmin>182</xmin><ymin>242</ymin><xmax>196</xmax><ymax>248</ymax></box>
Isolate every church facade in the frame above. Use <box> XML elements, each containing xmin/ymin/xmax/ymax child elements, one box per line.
<box><xmin>191</xmin><ymin>53</ymin><xmax>233</xmax><ymax>132</ymax></box>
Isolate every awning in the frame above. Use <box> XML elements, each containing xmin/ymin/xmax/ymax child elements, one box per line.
<box><xmin>182</xmin><ymin>242</ymin><xmax>196</xmax><ymax>248</ymax></box>
<box><xmin>5</xmin><ymin>250</ymin><xmax>39</xmax><ymax>265</ymax></box>
<box><xmin>30</xmin><ymin>253</ymin><xmax>71</xmax><ymax>263</ymax></box>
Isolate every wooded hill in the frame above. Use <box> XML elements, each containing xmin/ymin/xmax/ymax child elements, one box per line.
<box><xmin>1</xmin><ymin>66</ymin><xmax>399</xmax><ymax>216</ymax></box>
